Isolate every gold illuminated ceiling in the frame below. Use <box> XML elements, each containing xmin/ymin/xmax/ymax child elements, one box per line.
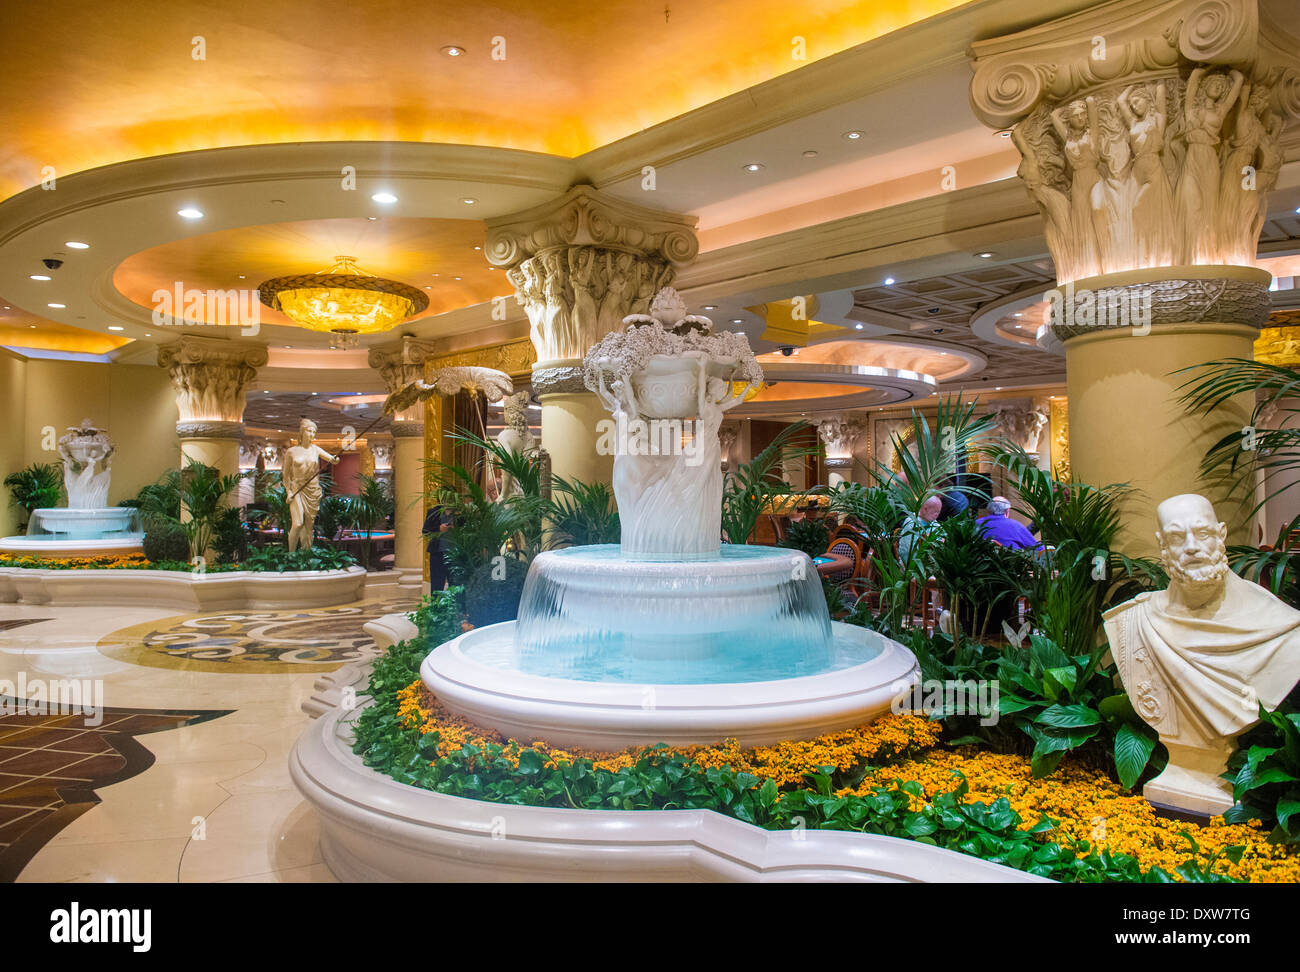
<box><xmin>0</xmin><ymin>304</ymin><xmax>130</xmax><ymax>355</ymax></box>
<box><xmin>113</xmin><ymin>218</ymin><xmax>508</xmax><ymax>328</ymax></box>
<box><xmin>0</xmin><ymin>0</ymin><xmax>967</xmax><ymax>201</ymax></box>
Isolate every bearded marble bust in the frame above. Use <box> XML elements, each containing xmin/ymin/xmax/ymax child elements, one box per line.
<box><xmin>1103</xmin><ymin>494</ymin><xmax>1300</xmax><ymax>815</ymax></box>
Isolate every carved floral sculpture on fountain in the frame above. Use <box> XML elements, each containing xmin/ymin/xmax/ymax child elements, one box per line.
<box><xmin>1103</xmin><ymin>494</ymin><xmax>1300</xmax><ymax>815</ymax></box>
<box><xmin>584</xmin><ymin>288</ymin><xmax>762</xmax><ymax>560</ymax></box>
<box><xmin>971</xmin><ymin>0</ymin><xmax>1300</xmax><ymax>285</ymax></box>
<box><xmin>57</xmin><ymin>420</ymin><xmax>116</xmax><ymax>509</ymax></box>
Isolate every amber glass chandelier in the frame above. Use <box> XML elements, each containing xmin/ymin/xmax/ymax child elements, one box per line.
<box><xmin>259</xmin><ymin>256</ymin><xmax>429</xmax><ymax>346</ymax></box>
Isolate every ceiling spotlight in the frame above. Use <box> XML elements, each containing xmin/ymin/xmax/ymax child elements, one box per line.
<box><xmin>442</xmin><ymin>45</ymin><xmax>466</xmax><ymax>56</ymax></box>
<box><xmin>975</xmin><ymin>251</ymin><xmax>995</xmax><ymax>259</ymax></box>
<box><xmin>884</xmin><ymin>276</ymin><xmax>895</xmax><ymax>286</ymax></box>
<box><xmin>996</xmin><ymin>130</ymin><xmax>1013</xmax><ymax>139</ymax></box>
<box><xmin>367</xmin><ymin>216</ymin><xmax>378</xmax><ymax>221</ymax></box>
<box><xmin>1013</xmin><ymin>312</ymin><xmax>1022</xmax><ymax>318</ymax></box>
<box><xmin>802</xmin><ymin>150</ymin><xmax>819</xmax><ymax>159</ymax></box>
<box><xmin>47</xmin><ymin>302</ymin><xmax>65</xmax><ymax>309</ymax></box>
<box><xmin>371</xmin><ymin>191</ymin><xmax>398</xmax><ymax>204</ymax></box>
<box><xmin>177</xmin><ymin>207</ymin><xmax>204</xmax><ymax>219</ymax></box>
<box><xmin>854</xmin><ymin>323</ymin><xmax>864</xmax><ymax>330</ymax></box>
<box><xmin>107</xmin><ymin>325</ymin><xmax>124</xmax><ymax>332</ymax></box>
<box><xmin>702</xmin><ymin>304</ymin><xmax>718</xmax><ymax>310</ymax></box>
<box><xmin>843</xmin><ymin>130</ymin><xmax>864</xmax><ymax>140</ymax></box>
<box><xmin>65</xmin><ymin>241</ymin><xmax>90</xmax><ymax>249</ymax></box>
<box><xmin>29</xmin><ymin>274</ymin><xmax>51</xmax><ymax>281</ymax></box>
<box><xmin>742</xmin><ymin>162</ymin><xmax>765</xmax><ymax>172</ymax></box>
<box><xmin>473</xmin><ymin>245</ymin><xmax>482</xmax><ymax>251</ymax></box>
<box><xmin>454</xmin><ymin>276</ymin><xmax>462</xmax><ymax>281</ymax></box>
<box><xmin>731</xmin><ymin>319</ymin><xmax>744</xmax><ymax>325</ymax></box>
<box><xmin>461</xmin><ymin>197</ymin><xmax>477</xmax><ymax>205</ymax></box>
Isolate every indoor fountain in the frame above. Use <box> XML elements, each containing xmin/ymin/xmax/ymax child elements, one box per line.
<box><xmin>0</xmin><ymin>419</ymin><xmax>143</xmax><ymax>558</ymax></box>
<box><xmin>289</xmin><ymin>291</ymin><xmax>1031</xmax><ymax>883</ymax></box>
<box><xmin>420</xmin><ymin>289</ymin><xmax>918</xmax><ymax>748</ymax></box>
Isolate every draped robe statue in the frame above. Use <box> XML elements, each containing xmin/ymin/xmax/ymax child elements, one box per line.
<box><xmin>1103</xmin><ymin>494</ymin><xmax>1300</xmax><ymax>814</ymax></box>
<box><xmin>282</xmin><ymin>418</ymin><xmax>338</xmax><ymax>551</ymax></box>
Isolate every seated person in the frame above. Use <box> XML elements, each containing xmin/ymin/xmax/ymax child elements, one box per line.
<box><xmin>937</xmin><ymin>476</ymin><xmax>969</xmax><ymax>521</ymax></box>
<box><xmin>898</xmin><ymin>494</ymin><xmax>943</xmax><ymax>563</ymax></box>
<box><xmin>976</xmin><ymin>496</ymin><xmax>1041</xmax><ymax>550</ymax></box>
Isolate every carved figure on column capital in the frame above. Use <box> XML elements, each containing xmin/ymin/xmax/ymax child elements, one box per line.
<box><xmin>157</xmin><ymin>335</ymin><xmax>268</xmax><ymax>423</ymax></box>
<box><xmin>970</xmin><ymin>0</ymin><xmax>1300</xmax><ymax>283</ymax></box>
<box><xmin>485</xmin><ymin>186</ymin><xmax>698</xmax><ymax>363</ymax></box>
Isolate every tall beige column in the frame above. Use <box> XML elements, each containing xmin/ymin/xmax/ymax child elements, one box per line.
<box><xmin>970</xmin><ymin>0</ymin><xmax>1300</xmax><ymax>554</ymax></box>
<box><xmin>157</xmin><ymin>335</ymin><xmax>267</xmax><ymax>482</ymax></box>
<box><xmin>370</xmin><ymin>337</ymin><xmax>439</xmax><ymax>592</ymax></box>
<box><xmin>485</xmin><ymin>185</ymin><xmax>698</xmax><ymax>486</ymax></box>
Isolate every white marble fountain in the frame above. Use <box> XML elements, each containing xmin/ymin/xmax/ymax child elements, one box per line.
<box><xmin>420</xmin><ymin>290</ymin><xmax>918</xmax><ymax>748</ymax></box>
<box><xmin>0</xmin><ymin>420</ymin><xmax>143</xmax><ymax>558</ymax></box>
<box><xmin>287</xmin><ymin>291</ymin><xmax>1042</xmax><ymax>883</ymax></box>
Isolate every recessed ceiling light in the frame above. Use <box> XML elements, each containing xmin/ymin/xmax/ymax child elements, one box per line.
<box><xmin>47</xmin><ymin>302</ymin><xmax>65</xmax><ymax>309</ymax></box>
<box><xmin>802</xmin><ymin>150</ymin><xmax>819</xmax><ymax>159</ymax></box>
<box><xmin>177</xmin><ymin>207</ymin><xmax>204</xmax><ymax>219</ymax></box>
<box><xmin>976</xmin><ymin>251</ymin><xmax>995</xmax><ymax>259</ymax></box>
<box><xmin>742</xmin><ymin>162</ymin><xmax>765</xmax><ymax>172</ymax></box>
<box><xmin>703</xmin><ymin>305</ymin><xmax>718</xmax><ymax>310</ymax></box>
<box><xmin>145</xmin><ymin>333</ymin><xmax>151</xmax><ymax>337</ymax></box>
<box><xmin>371</xmin><ymin>191</ymin><xmax>398</xmax><ymax>204</ymax></box>
<box><xmin>843</xmin><ymin>130</ymin><xmax>864</xmax><ymax>140</ymax></box>
<box><xmin>854</xmin><ymin>323</ymin><xmax>864</xmax><ymax>330</ymax></box>
<box><xmin>1013</xmin><ymin>312</ymin><xmax>1022</xmax><ymax>318</ymax></box>
<box><xmin>30</xmin><ymin>274</ymin><xmax>51</xmax><ymax>281</ymax></box>
<box><xmin>731</xmin><ymin>319</ymin><xmax>744</xmax><ymax>325</ymax></box>
<box><xmin>425</xmin><ymin>285</ymin><xmax>432</xmax><ymax>290</ymax></box>
<box><xmin>884</xmin><ymin>276</ymin><xmax>895</xmax><ymax>286</ymax></box>
<box><xmin>473</xmin><ymin>245</ymin><xmax>482</xmax><ymax>251</ymax></box>
<box><xmin>454</xmin><ymin>276</ymin><xmax>462</xmax><ymax>281</ymax></box>
<box><xmin>65</xmin><ymin>241</ymin><xmax>90</xmax><ymax>249</ymax></box>
<box><xmin>367</xmin><ymin>216</ymin><xmax>378</xmax><ymax>221</ymax></box>
<box><xmin>283</xmin><ymin>345</ymin><xmax>292</xmax><ymax>349</ymax></box>
<box><xmin>29</xmin><ymin>324</ymin><xmax>35</xmax><ymax>328</ymax></box>
<box><xmin>996</xmin><ymin>130</ymin><xmax>1013</xmax><ymax>139</ymax></box>
<box><xmin>312</xmin><ymin>392</ymin><xmax>317</xmax><ymax>395</ymax></box>
<box><xmin>108</xmin><ymin>325</ymin><xmax>124</xmax><ymax>332</ymax></box>
<box><xmin>461</xmin><ymin>197</ymin><xmax>477</xmax><ymax>205</ymax></box>
<box><xmin>442</xmin><ymin>45</ymin><xmax>466</xmax><ymax>56</ymax></box>
<box><xmin>1294</xmin><ymin>206</ymin><xmax>1300</xmax><ymax>214</ymax></box>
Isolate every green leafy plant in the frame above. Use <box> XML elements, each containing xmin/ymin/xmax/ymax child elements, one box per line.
<box><xmin>872</xmin><ymin>394</ymin><xmax>993</xmax><ymax>510</ymax></box>
<box><xmin>720</xmin><ymin>422</ymin><xmax>820</xmax><ymax>545</ymax></box>
<box><xmin>1223</xmin><ymin>699</ymin><xmax>1300</xmax><ymax>845</ymax></box>
<box><xmin>142</xmin><ymin>522</ymin><xmax>190</xmax><ymax>563</ymax></box>
<box><xmin>314</xmin><ymin>493</ymin><xmax>351</xmax><ymax>546</ymax></box>
<box><xmin>463</xmin><ymin>556</ymin><xmax>530</xmax><ymax>627</ymax></box>
<box><xmin>341</xmin><ymin>472</ymin><xmax>394</xmax><ymax>569</ymax></box>
<box><xmin>778</xmin><ymin>517</ymin><xmax>830</xmax><ymax>558</ymax></box>
<box><xmin>544</xmin><ymin>476</ymin><xmax>620</xmax><ymax>547</ymax></box>
<box><xmin>241</xmin><ymin>545</ymin><xmax>357</xmax><ymax>572</ymax></box>
<box><xmin>210</xmin><ymin>506</ymin><xmax>249</xmax><ymax>565</ymax></box>
<box><xmin>135</xmin><ymin>459</ymin><xmax>244</xmax><ymax>561</ymax></box>
<box><xmin>408</xmin><ymin>587</ymin><xmax>464</xmax><ymax>644</ymax></box>
<box><xmin>3</xmin><ymin>462</ymin><xmax>64</xmax><ymax>527</ymax></box>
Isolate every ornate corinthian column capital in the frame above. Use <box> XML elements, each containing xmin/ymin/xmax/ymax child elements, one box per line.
<box><xmin>367</xmin><ymin>335</ymin><xmax>441</xmax><ymax>394</ymax></box>
<box><xmin>483</xmin><ymin>185</ymin><xmax>699</xmax><ymax>369</ymax></box>
<box><xmin>157</xmin><ymin>334</ymin><xmax>267</xmax><ymax>426</ymax></box>
<box><xmin>969</xmin><ymin>0</ymin><xmax>1300</xmax><ymax>292</ymax></box>
<box><xmin>815</xmin><ymin>415</ymin><xmax>866</xmax><ymax>459</ymax></box>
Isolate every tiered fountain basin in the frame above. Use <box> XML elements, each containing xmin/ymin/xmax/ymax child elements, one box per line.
<box><xmin>421</xmin><ymin>545</ymin><xmax>919</xmax><ymax>749</ymax></box>
<box><xmin>0</xmin><ymin>507</ymin><xmax>144</xmax><ymax>558</ymax></box>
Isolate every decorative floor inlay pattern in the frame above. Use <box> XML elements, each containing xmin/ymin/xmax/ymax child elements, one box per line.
<box><xmin>96</xmin><ymin>595</ymin><xmax>419</xmax><ymax>674</ymax></box>
<box><xmin>0</xmin><ymin>619</ymin><xmax>52</xmax><ymax>632</ymax></box>
<box><xmin>0</xmin><ymin>700</ymin><xmax>230</xmax><ymax>882</ymax></box>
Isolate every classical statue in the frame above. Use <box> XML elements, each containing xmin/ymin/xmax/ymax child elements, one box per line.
<box><xmin>57</xmin><ymin>419</ymin><xmax>116</xmax><ymax>509</ymax></box>
<box><xmin>1103</xmin><ymin>494</ymin><xmax>1300</xmax><ymax>814</ymax></box>
<box><xmin>1175</xmin><ymin>68</ymin><xmax>1245</xmax><ymax>264</ymax></box>
<box><xmin>495</xmin><ymin>392</ymin><xmax>538</xmax><ymax>501</ymax></box>
<box><xmin>1117</xmin><ymin>82</ymin><xmax>1175</xmax><ymax>268</ymax></box>
<box><xmin>281</xmin><ymin>418</ymin><xmax>338</xmax><ymax>552</ymax></box>
<box><xmin>1050</xmin><ymin>99</ymin><xmax>1103</xmax><ymax>277</ymax></box>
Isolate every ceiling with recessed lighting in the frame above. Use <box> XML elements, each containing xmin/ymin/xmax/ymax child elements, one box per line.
<box><xmin>1</xmin><ymin>0</ymin><xmax>1298</xmax><ymax>407</ymax></box>
<box><xmin>0</xmin><ymin>0</ymin><xmax>972</xmax><ymax>202</ymax></box>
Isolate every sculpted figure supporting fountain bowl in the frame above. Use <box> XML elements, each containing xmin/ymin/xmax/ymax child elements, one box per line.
<box><xmin>1104</xmin><ymin>493</ymin><xmax>1300</xmax><ymax>816</ymax></box>
<box><xmin>415</xmin><ymin>286</ymin><xmax>920</xmax><ymax>751</ymax></box>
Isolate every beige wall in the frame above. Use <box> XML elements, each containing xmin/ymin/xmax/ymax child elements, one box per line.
<box><xmin>1</xmin><ymin>357</ymin><xmax>178</xmax><ymax>528</ymax></box>
<box><xmin>0</xmin><ymin>350</ymin><xmax>28</xmax><ymax>536</ymax></box>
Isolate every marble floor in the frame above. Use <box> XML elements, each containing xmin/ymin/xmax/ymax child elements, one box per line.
<box><xmin>0</xmin><ymin>579</ymin><xmax>419</xmax><ymax>883</ymax></box>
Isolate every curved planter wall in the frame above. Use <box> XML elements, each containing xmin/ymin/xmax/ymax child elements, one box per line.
<box><xmin>0</xmin><ymin>565</ymin><xmax>366</xmax><ymax>610</ymax></box>
<box><xmin>290</xmin><ymin>705</ymin><xmax>1048</xmax><ymax>883</ymax></box>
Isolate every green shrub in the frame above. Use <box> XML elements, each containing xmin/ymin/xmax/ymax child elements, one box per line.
<box><xmin>143</xmin><ymin>523</ymin><xmax>190</xmax><ymax>563</ymax></box>
<box><xmin>408</xmin><ymin>587</ymin><xmax>463</xmax><ymax>645</ymax></box>
<box><xmin>3</xmin><ymin>462</ymin><xmax>63</xmax><ymax>526</ymax></box>
<box><xmin>1224</xmin><ymin>695</ymin><xmax>1300</xmax><ymax>845</ymax></box>
<box><xmin>779</xmin><ymin>518</ymin><xmax>830</xmax><ymax>557</ymax></box>
<box><xmin>211</xmin><ymin>506</ymin><xmax>248</xmax><ymax>565</ymax></box>
<box><xmin>241</xmin><ymin>545</ymin><xmax>357</xmax><ymax>572</ymax></box>
<box><xmin>463</xmin><ymin>556</ymin><xmax>529</xmax><ymax>627</ymax></box>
